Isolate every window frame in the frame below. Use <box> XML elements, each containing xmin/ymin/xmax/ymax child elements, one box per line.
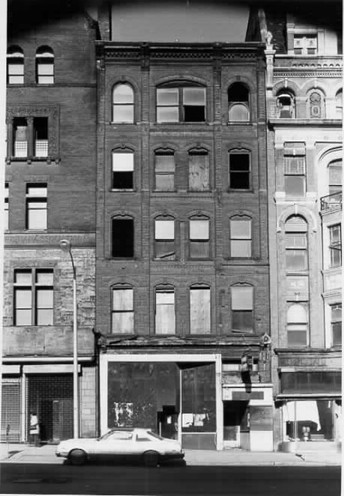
<box><xmin>111</xmin><ymin>286</ymin><xmax>134</xmax><ymax>334</ymax></box>
<box><xmin>330</xmin><ymin>303</ymin><xmax>342</xmax><ymax>347</ymax></box>
<box><xmin>188</xmin><ymin>148</ymin><xmax>210</xmax><ymax>191</ymax></box>
<box><xmin>111</xmin><ymin>149</ymin><xmax>134</xmax><ymax>190</ymax></box>
<box><xmin>156</xmin><ymin>84</ymin><xmax>206</xmax><ymax>123</ymax></box>
<box><xmin>154</xmin><ymin>149</ymin><xmax>175</xmax><ymax>191</ymax></box>
<box><xmin>230</xmin><ymin>285</ymin><xmax>254</xmax><ymax>333</ymax></box>
<box><xmin>112</xmin><ymin>83</ymin><xmax>135</xmax><ymax>124</ymax></box>
<box><xmin>329</xmin><ymin>224</ymin><xmax>342</xmax><ymax>268</ymax></box>
<box><xmin>13</xmin><ymin>268</ymin><xmax>54</xmax><ymax>326</ymax></box>
<box><xmin>284</xmin><ymin>155</ymin><xmax>306</xmax><ymax>198</ymax></box>
<box><xmin>189</xmin><ymin>217</ymin><xmax>210</xmax><ymax>260</ymax></box>
<box><xmin>227</xmin><ymin>83</ymin><xmax>250</xmax><ymax>123</ymax></box>
<box><xmin>287</xmin><ymin>303</ymin><xmax>309</xmax><ymax>348</ymax></box>
<box><xmin>229</xmin><ymin>216</ymin><xmax>252</xmax><ymax>258</ymax></box>
<box><xmin>7</xmin><ymin>46</ymin><xmax>24</xmax><ymax>85</ymax></box>
<box><xmin>154</xmin><ymin>217</ymin><xmax>176</xmax><ymax>260</ymax></box>
<box><xmin>228</xmin><ymin>150</ymin><xmax>251</xmax><ymax>191</ymax></box>
<box><xmin>111</xmin><ymin>217</ymin><xmax>135</xmax><ymax>259</ymax></box>
<box><xmin>35</xmin><ymin>46</ymin><xmax>54</xmax><ymax>85</ymax></box>
<box><xmin>4</xmin><ymin>183</ymin><xmax>9</xmax><ymax>231</ymax></box>
<box><xmin>276</xmin><ymin>92</ymin><xmax>295</xmax><ymax>118</ymax></box>
<box><xmin>25</xmin><ymin>184</ymin><xmax>48</xmax><ymax>231</ymax></box>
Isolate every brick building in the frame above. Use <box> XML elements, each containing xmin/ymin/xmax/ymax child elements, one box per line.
<box><xmin>247</xmin><ymin>3</ymin><xmax>342</xmax><ymax>451</ymax></box>
<box><xmin>95</xmin><ymin>1</ymin><xmax>272</xmax><ymax>451</ymax></box>
<box><xmin>2</xmin><ymin>1</ymin><xmax>98</xmax><ymax>442</ymax></box>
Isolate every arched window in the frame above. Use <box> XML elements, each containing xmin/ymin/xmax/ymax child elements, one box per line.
<box><xmin>276</xmin><ymin>91</ymin><xmax>295</xmax><ymax>118</ymax></box>
<box><xmin>154</xmin><ymin>216</ymin><xmax>175</xmax><ymax>260</ymax></box>
<box><xmin>190</xmin><ymin>284</ymin><xmax>211</xmax><ymax>334</ymax></box>
<box><xmin>230</xmin><ymin>216</ymin><xmax>252</xmax><ymax>258</ymax></box>
<box><xmin>231</xmin><ymin>284</ymin><xmax>254</xmax><ymax>332</ymax></box>
<box><xmin>189</xmin><ymin>216</ymin><xmax>210</xmax><ymax>259</ymax></box>
<box><xmin>328</xmin><ymin>159</ymin><xmax>342</xmax><ymax>195</ymax></box>
<box><xmin>111</xmin><ymin>285</ymin><xmax>134</xmax><ymax>334</ymax></box>
<box><xmin>111</xmin><ymin>216</ymin><xmax>134</xmax><ymax>258</ymax></box>
<box><xmin>36</xmin><ymin>46</ymin><xmax>54</xmax><ymax>84</ymax></box>
<box><xmin>156</xmin><ymin>82</ymin><xmax>206</xmax><ymax>123</ymax></box>
<box><xmin>228</xmin><ymin>83</ymin><xmax>250</xmax><ymax>122</ymax></box>
<box><xmin>287</xmin><ymin>303</ymin><xmax>308</xmax><ymax>347</ymax></box>
<box><xmin>112</xmin><ymin>149</ymin><xmax>134</xmax><ymax>189</ymax></box>
<box><xmin>112</xmin><ymin>83</ymin><xmax>134</xmax><ymax>123</ymax></box>
<box><xmin>188</xmin><ymin>148</ymin><xmax>209</xmax><ymax>191</ymax></box>
<box><xmin>335</xmin><ymin>90</ymin><xmax>342</xmax><ymax>119</ymax></box>
<box><xmin>285</xmin><ymin>216</ymin><xmax>308</xmax><ymax>273</ymax></box>
<box><xmin>308</xmin><ymin>91</ymin><xmax>323</xmax><ymax>118</ymax></box>
<box><xmin>155</xmin><ymin>285</ymin><xmax>175</xmax><ymax>334</ymax></box>
<box><xmin>7</xmin><ymin>46</ymin><xmax>24</xmax><ymax>84</ymax></box>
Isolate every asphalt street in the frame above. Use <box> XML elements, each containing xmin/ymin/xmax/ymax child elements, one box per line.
<box><xmin>0</xmin><ymin>462</ymin><xmax>341</xmax><ymax>495</ymax></box>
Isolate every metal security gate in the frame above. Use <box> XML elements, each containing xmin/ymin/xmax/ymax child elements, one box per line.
<box><xmin>1</xmin><ymin>379</ymin><xmax>21</xmax><ymax>442</ymax></box>
<box><xmin>27</xmin><ymin>374</ymin><xmax>73</xmax><ymax>443</ymax></box>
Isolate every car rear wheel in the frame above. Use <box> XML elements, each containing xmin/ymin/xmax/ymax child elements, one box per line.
<box><xmin>69</xmin><ymin>449</ymin><xmax>87</xmax><ymax>466</ymax></box>
<box><xmin>143</xmin><ymin>450</ymin><xmax>159</xmax><ymax>467</ymax></box>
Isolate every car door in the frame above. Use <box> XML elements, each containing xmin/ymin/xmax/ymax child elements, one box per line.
<box><xmin>132</xmin><ymin>431</ymin><xmax>160</xmax><ymax>456</ymax></box>
<box><xmin>94</xmin><ymin>431</ymin><xmax>134</xmax><ymax>459</ymax></box>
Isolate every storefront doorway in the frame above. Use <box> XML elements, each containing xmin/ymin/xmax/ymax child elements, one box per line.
<box><xmin>223</xmin><ymin>401</ymin><xmax>249</xmax><ymax>448</ymax></box>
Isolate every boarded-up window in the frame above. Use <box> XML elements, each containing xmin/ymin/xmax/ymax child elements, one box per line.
<box><xmin>231</xmin><ymin>286</ymin><xmax>253</xmax><ymax>332</ymax></box>
<box><xmin>155</xmin><ymin>288</ymin><xmax>175</xmax><ymax>334</ymax></box>
<box><xmin>155</xmin><ymin>219</ymin><xmax>175</xmax><ymax>260</ymax></box>
<box><xmin>230</xmin><ymin>217</ymin><xmax>252</xmax><ymax>257</ymax></box>
<box><xmin>190</xmin><ymin>286</ymin><xmax>211</xmax><ymax>334</ymax></box>
<box><xmin>112</xmin><ymin>287</ymin><xmax>134</xmax><ymax>334</ymax></box>
<box><xmin>189</xmin><ymin>219</ymin><xmax>209</xmax><ymax>259</ymax></box>
<box><xmin>112</xmin><ymin>151</ymin><xmax>134</xmax><ymax>189</ymax></box>
<box><xmin>155</xmin><ymin>151</ymin><xmax>175</xmax><ymax>191</ymax></box>
<box><xmin>188</xmin><ymin>150</ymin><xmax>209</xmax><ymax>191</ymax></box>
<box><xmin>112</xmin><ymin>218</ymin><xmax>134</xmax><ymax>258</ymax></box>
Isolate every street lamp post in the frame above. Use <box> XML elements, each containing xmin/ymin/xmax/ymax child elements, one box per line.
<box><xmin>59</xmin><ymin>239</ymin><xmax>79</xmax><ymax>438</ymax></box>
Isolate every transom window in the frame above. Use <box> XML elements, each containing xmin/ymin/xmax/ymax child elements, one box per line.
<box><xmin>111</xmin><ymin>287</ymin><xmax>134</xmax><ymax>334</ymax></box>
<box><xmin>155</xmin><ymin>287</ymin><xmax>175</xmax><ymax>335</ymax></box>
<box><xmin>7</xmin><ymin>46</ymin><xmax>24</xmax><ymax>84</ymax></box>
<box><xmin>26</xmin><ymin>184</ymin><xmax>47</xmax><ymax>230</ymax></box>
<box><xmin>230</xmin><ymin>217</ymin><xmax>252</xmax><ymax>257</ymax></box>
<box><xmin>231</xmin><ymin>285</ymin><xmax>254</xmax><ymax>333</ymax></box>
<box><xmin>36</xmin><ymin>46</ymin><xmax>54</xmax><ymax>84</ymax></box>
<box><xmin>112</xmin><ymin>83</ymin><xmax>134</xmax><ymax>123</ymax></box>
<box><xmin>14</xmin><ymin>268</ymin><xmax>54</xmax><ymax>326</ymax></box>
<box><xmin>157</xmin><ymin>84</ymin><xmax>206</xmax><ymax>123</ymax></box>
<box><xmin>112</xmin><ymin>150</ymin><xmax>134</xmax><ymax>189</ymax></box>
<box><xmin>154</xmin><ymin>150</ymin><xmax>175</xmax><ymax>191</ymax></box>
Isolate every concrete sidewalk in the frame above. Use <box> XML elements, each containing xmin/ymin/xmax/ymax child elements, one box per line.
<box><xmin>0</xmin><ymin>443</ymin><xmax>341</xmax><ymax>466</ymax></box>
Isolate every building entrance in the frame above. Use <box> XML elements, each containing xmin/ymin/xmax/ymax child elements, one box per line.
<box><xmin>223</xmin><ymin>401</ymin><xmax>249</xmax><ymax>448</ymax></box>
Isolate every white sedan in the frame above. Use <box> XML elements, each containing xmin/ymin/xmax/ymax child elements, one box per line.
<box><xmin>56</xmin><ymin>428</ymin><xmax>185</xmax><ymax>467</ymax></box>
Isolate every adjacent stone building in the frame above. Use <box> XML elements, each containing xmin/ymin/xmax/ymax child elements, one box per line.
<box><xmin>2</xmin><ymin>1</ymin><xmax>98</xmax><ymax>442</ymax></box>
<box><xmin>247</xmin><ymin>2</ymin><xmax>342</xmax><ymax>451</ymax></box>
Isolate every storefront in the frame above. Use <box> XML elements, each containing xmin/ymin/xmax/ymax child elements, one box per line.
<box><xmin>99</xmin><ymin>353</ymin><xmax>223</xmax><ymax>450</ymax></box>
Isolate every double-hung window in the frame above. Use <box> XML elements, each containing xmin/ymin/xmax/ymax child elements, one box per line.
<box><xmin>154</xmin><ymin>150</ymin><xmax>175</xmax><ymax>191</ymax></box>
<box><xmin>112</xmin><ymin>151</ymin><xmax>134</xmax><ymax>189</ymax></box>
<box><xmin>14</xmin><ymin>269</ymin><xmax>54</xmax><ymax>326</ymax></box>
<box><xmin>331</xmin><ymin>304</ymin><xmax>342</xmax><ymax>346</ymax></box>
<box><xmin>36</xmin><ymin>47</ymin><xmax>54</xmax><ymax>84</ymax></box>
<box><xmin>111</xmin><ymin>287</ymin><xmax>134</xmax><ymax>334</ymax></box>
<box><xmin>229</xmin><ymin>151</ymin><xmax>250</xmax><ymax>190</ymax></box>
<box><xmin>26</xmin><ymin>184</ymin><xmax>47</xmax><ymax>230</ymax></box>
<box><xmin>189</xmin><ymin>218</ymin><xmax>210</xmax><ymax>259</ymax></box>
<box><xmin>155</xmin><ymin>219</ymin><xmax>175</xmax><ymax>260</ymax></box>
<box><xmin>155</xmin><ymin>287</ymin><xmax>175</xmax><ymax>334</ymax></box>
<box><xmin>7</xmin><ymin>46</ymin><xmax>24</xmax><ymax>84</ymax></box>
<box><xmin>231</xmin><ymin>285</ymin><xmax>254</xmax><ymax>332</ymax></box>
<box><xmin>328</xmin><ymin>159</ymin><xmax>342</xmax><ymax>195</ymax></box>
<box><xmin>329</xmin><ymin>224</ymin><xmax>342</xmax><ymax>267</ymax></box>
<box><xmin>157</xmin><ymin>84</ymin><xmax>206</xmax><ymax>123</ymax></box>
<box><xmin>112</xmin><ymin>84</ymin><xmax>134</xmax><ymax>123</ymax></box>
<box><xmin>230</xmin><ymin>217</ymin><xmax>252</xmax><ymax>257</ymax></box>
<box><xmin>287</xmin><ymin>303</ymin><xmax>308</xmax><ymax>347</ymax></box>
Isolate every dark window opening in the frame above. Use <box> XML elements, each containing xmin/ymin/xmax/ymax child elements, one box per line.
<box><xmin>184</xmin><ymin>105</ymin><xmax>205</xmax><ymax>122</ymax></box>
<box><xmin>112</xmin><ymin>219</ymin><xmax>134</xmax><ymax>258</ymax></box>
<box><xmin>229</xmin><ymin>153</ymin><xmax>250</xmax><ymax>190</ymax></box>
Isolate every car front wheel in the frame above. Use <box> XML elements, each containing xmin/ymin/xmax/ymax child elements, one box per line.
<box><xmin>69</xmin><ymin>449</ymin><xmax>87</xmax><ymax>466</ymax></box>
<box><xmin>142</xmin><ymin>450</ymin><xmax>160</xmax><ymax>467</ymax></box>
